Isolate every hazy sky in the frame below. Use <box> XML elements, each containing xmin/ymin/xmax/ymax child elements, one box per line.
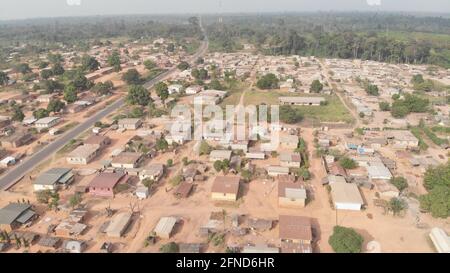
<box><xmin>1</xmin><ymin>0</ymin><xmax>450</xmax><ymax>20</ymax></box>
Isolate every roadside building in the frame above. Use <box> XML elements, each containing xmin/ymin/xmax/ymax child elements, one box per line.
<box><xmin>35</xmin><ymin>117</ymin><xmax>61</xmax><ymax>129</ymax></box>
<box><xmin>33</xmin><ymin>168</ymin><xmax>74</xmax><ymax>191</ymax></box>
<box><xmin>211</xmin><ymin>176</ymin><xmax>240</xmax><ymax>202</ymax></box>
<box><xmin>0</xmin><ymin>203</ymin><xmax>36</xmax><ymax>232</ymax></box>
<box><xmin>84</xmin><ymin>135</ymin><xmax>111</xmax><ymax>149</ymax></box>
<box><xmin>279</xmin><ymin>215</ymin><xmax>313</xmax><ymax>253</ymax></box>
<box><xmin>117</xmin><ymin>118</ymin><xmax>142</xmax><ymax>130</ymax></box>
<box><xmin>330</xmin><ymin>183</ymin><xmax>364</xmax><ymax>211</ymax></box>
<box><xmin>66</xmin><ymin>144</ymin><xmax>100</xmax><ymax>165</ymax></box>
<box><xmin>0</xmin><ymin>131</ymin><xmax>33</xmax><ymax>148</ymax></box>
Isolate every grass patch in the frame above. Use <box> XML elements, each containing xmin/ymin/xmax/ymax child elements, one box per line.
<box><xmin>57</xmin><ymin>139</ymin><xmax>80</xmax><ymax>155</ymax></box>
<box><xmin>59</xmin><ymin>122</ymin><xmax>79</xmax><ymax>133</ymax></box>
<box><xmin>410</xmin><ymin>127</ymin><xmax>429</xmax><ymax>151</ymax></box>
<box><xmin>421</xmin><ymin>125</ymin><xmax>448</xmax><ymax>146</ymax></box>
<box><xmin>244</xmin><ymin>90</ymin><xmax>353</xmax><ymax>123</ymax></box>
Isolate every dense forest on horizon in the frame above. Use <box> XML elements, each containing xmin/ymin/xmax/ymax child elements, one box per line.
<box><xmin>204</xmin><ymin>12</ymin><xmax>450</xmax><ymax>68</ymax></box>
<box><xmin>1</xmin><ymin>12</ymin><xmax>450</xmax><ymax>68</ymax></box>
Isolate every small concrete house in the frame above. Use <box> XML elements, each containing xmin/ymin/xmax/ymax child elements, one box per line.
<box><xmin>209</xmin><ymin>150</ymin><xmax>232</xmax><ymax>162</ymax></box>
<box><xmin>279</xmin><ymin>152</ymin><xmax>302</xmax><ymax>168</ymax></box>
<box><xmin>35</xmin><ymin>117</ymin><xmax>61</xmax><ymax>129</ymax></box>
<box><xmin>267</xmin><ymin>166</ymin><xmax>290</xmax><ymax>177</ymax></box>
<box><xmin>211</xmin><ymin>176</ymin><xmax>240</xmax><ymax>202</ymax></box>
<box><xmin>330</xmin><ymin>183</ymin><xmax>364</xmax><ymax>211</ymax></box>
<box><xmin>153</xmin><ymin>216</ymin><xmax>178</xmax><ymax>239</ymax></box>
<box><xmin>278</xmin><ymin>182</ymin><xmax>307</xmax><ymax>208</ymax></box>
<box><xmin>117</xmin><ymin>118</ymin><xmax>142</xmax><ymax>130</ymax></box>
<box><xmin>33</xmin><ymin>168</ymin><xmax>74</xmax><ymax>191</ymax></box>
<box><xmin>111</xmin><ymin>152</ymin><xmax>143</xmax><ymax>169</ymax></box>
<box><xmin>280</xmin><ymin>135</ymin><xmax>299</xmax><ymax>149</ymax></box>
<box><xmin>0</xmin><ymin>203</ymin><xmax>36</xmax><ymax>232</ymax></box>
<box><xmin>279</xmin><ymin>215</ymin><xmax>313</xmax><ymax>253</ymax></box>
<box><xmin>88</xmin><ymin>172</ymin><xmax>127</xmax><ymax>197</ymax></box>
<box><xmin>139</xmin><ymin>163</ymin><xmax>165</xmax><ymax>181</ymax></box>
<box><xmin>66</xmin><ymin>144</ymin><xmax>100</xmax><ymax>165</ymax></box>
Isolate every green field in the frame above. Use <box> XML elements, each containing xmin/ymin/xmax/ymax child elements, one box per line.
<box><xmin>243</xmin><ymin>90</ymin><xmax>354</xmax><ymax>123</ymax></box>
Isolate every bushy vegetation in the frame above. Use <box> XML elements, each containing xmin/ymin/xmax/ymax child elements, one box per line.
<box><xmin>419</xmin><ymin>162</ymin><xmax>450</xmax><ymax>218</ymax></box>
<box><xmin>328</xmin><ymin>226</ymin><xmax>364</xmax><ymax>253</ymax></box>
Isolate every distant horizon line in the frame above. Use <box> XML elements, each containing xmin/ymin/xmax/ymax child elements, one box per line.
<box><xmin>1</xmin><ymin>10</ymin><xmax>450</xmax><ymax>22</ymax></box>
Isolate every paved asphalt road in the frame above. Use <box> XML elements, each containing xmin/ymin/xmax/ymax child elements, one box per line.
<box><xmin>0</xmin><ymin>21</ymin><xmax>208</xmax><ymax>190</ymax></box>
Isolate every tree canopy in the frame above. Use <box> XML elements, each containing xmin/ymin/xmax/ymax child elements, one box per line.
<box><xmin>256</xmin><ymin>73</ymin><xmax>279</xmax><ymax>89</ymax></box>
<box><xmin>127</xmin><ymin>85</ymin><xmax>151</xmax><ymax>106</ymax></box>
<box><xmin>328</xmin><ymin>226</ymin><xmax>364</xmax><ymax>253</ymax></box>
<box><xmin>419</xmin><ymin>162</ymin><xmax>450</xmax><ymax>218</ymax></box>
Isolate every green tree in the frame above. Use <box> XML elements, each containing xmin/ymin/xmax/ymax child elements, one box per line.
<box><xmin>144</xmin><ymin>60</ymin><xmax>157</xmax><ymax>70</ymax></box>
<box><xmin>199</xmin><ymin>141</ymin><xmax>212</xmax><ymax>155</ymax></box>
<box><xmin>127</xmin><ymin>85</ymin><xmax>151</xmax><ymax>106</ymax></box>
<box><xmin>297</xmin><ymin>167</ymin><xmax>311</xmax><ymax>180</ymax></box>
<box><xmin>279</xmin><ymin>105</ymin><xmax>303</xmax><ymax>124</ymax></box>
<box><xmin>69</xmin><ymin>193</ymin><xmax>82</xmax><ymax>209</ymax></box>
<box><xmin>108</xmin><ymin>51</ymin><xmax>121</xmax><ymax>72</ymax></box>
<box><xmin>339</xmin><ymin>157</ymin><xmax>357</xmax><ymax>169</ymax></box>
<box><xmin>81</xmin><ymin>55</ymin><xmax>100</xmax><ymax>72</ymax></box>
<box><xmin>40</xmin><ymin>69</ymin><xmax>53</xmax><ymax>80</ymax></box>
<box><xmin>191</xmin><ymin>68</ymin><xmax>208</xmax><ymax>81</ymax></box>
<box><xmin>156</xmin><ymin>137</ymin><xmax>169</xmax><ymax>151</ymax></box>
<box><xmin>379</xmin><ymin>101</ymin><xmax>390</xmax><ymax>111</ymax></box>
<box><xmin>213</xmin><ymin>160</ymin><xmax>223</xmax><ymax>172</ymax></box>
<box><xmin>328</xmin><ymin>226</ymin><xmax>364</xmax><ymax>253</ymax></box>
<box><xmin>159</xmin><ymin>242</ymin><xmax>179</xmax><ymax>253</ymax></box>
<box><xmin>64</xmin><ymin>84</ymin><xmax>78</xmax><ymax>103</ymax></box>
<box><xmin>72</xmin><ymin>72</ymin><xmax>91</xmax><ymax>90</ymax></box>
<box><xmin>310</xmin><ymin>79</ymin><xmax>324</xmax><ymax>93</ymax></box>
<box><xmin>51</xmin><ymin>62</ymin><xmax>65</xmax><ymax>76</ymax></box>
<box><xmin>33</xmin><ymin>108</ymin><xmax>49</xmax><ymax>119</ymax></box>
<box><xmin>419</xmin><ymin>162</ymin><xmax>450</xmax><ymax>218</ymax></box>
<box><xmin>167</xmin><ymin>159</ymin><xmax>174</xmax><ymax>167</ymax></box>
<box><xmin>47</xmin><ymin>99</ymin><xmax>65</xmax><ymax>113</ymax></box>
<box><xmin>11</xmin><ymin>106</ymin><xmax>25</xmax><ymax>122</ymax></box>
<box><xmin>365</xmin><ymin>84</ymin><xmax>379</xmax><ymax>96</ymax></box>
<box><xmin>122</xmin><ymin>69</ymin><xmax>141</xmax><ymax>85</ymax></box>
<box><xmin>0</xmin><ymin>71</ymin><xmax>8</xmax><ymax>85</ymax></box>
<box><xmin>43</xmin><ymin>80</ymin><xmax>63</xmax><ymax>93</ymax></box>
<box><xmin>256</xmin><ymin>73</ymin><xmax>279</xmax><ymax>89</ymax></box>
<box><xmin>16</xmin><ymin>63</ymin><xmax>31</xmax><ymax>74</ymax></box>
<box><xmin>155</xmin><ymin>82</ymin><xmax>169</xmax><ymax>104</ymax></box>
<box><xmin>390</xmin><ymin>177</ymin><xmax>408</xmax><ymax>192</ymax></box>
<box><xmin>177</xmin><ymin>61</ymin><xmax>190</xmax><ymax>70</ymax></box>
<box><xmin>241</xmin><ymin>169</ymin><xmax>253</xmax><ymax>182</ymax></box>
<box><xmin>389</xmin><ymin>197</ymin><xmax>407</xmax><ymax>216</ymax></box>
